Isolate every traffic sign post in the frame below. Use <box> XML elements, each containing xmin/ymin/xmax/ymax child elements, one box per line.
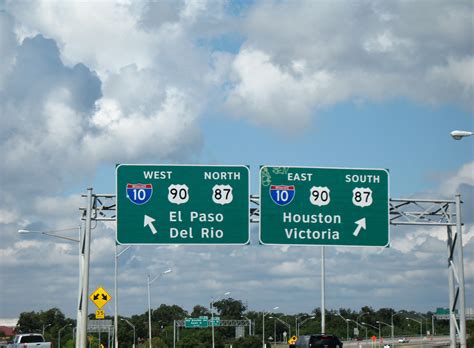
<box><xmin>116</xmin><ymin>165</ymin><xmax>250</xmax><ymax>244</ymax></box>
<box><xmin>260</xmin><ymin>166</ymin><xmax>389</xmax><ymax>246</ymax></box>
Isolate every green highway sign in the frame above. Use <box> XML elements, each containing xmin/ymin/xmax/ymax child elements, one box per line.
<box><xmin>209</xmin><ymin>317</ymin><xmax>221</xmax><ymax>326</ymax></box>
<box><xmin>259</xmin><ymin>166</ymin><xmax>389</xmax><ymax>246</ymax></box>
<box><xmin>116</xmin><ymin>165</ymin><xmax>250</xmax><ymax>244</ymax></box>
<box><xmin>185</xmin><ymin>317</ymin><xmax>208</xmax><ymax>328</ymax></box>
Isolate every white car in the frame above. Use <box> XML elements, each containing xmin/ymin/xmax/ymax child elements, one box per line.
<box><xmin>398</xmin><ymin>338</ymin><xmax>409</xmax><ymax>343</ymax></box>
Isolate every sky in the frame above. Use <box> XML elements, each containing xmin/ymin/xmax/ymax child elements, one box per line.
<box><xmin>0</xmin><ymin>0</ymin><xmax>473</xmax><ymax>322</ymax></box>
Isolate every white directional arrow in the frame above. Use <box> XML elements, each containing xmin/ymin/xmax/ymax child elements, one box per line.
<box><xmin>144</xmin><ymin>215</ymin><xmax>158</xmax><ymax>235</ymax></box>
<box><xmin>353</xmin><ymin>218</ymin><xmax>366</xmax><ymax>237</ymax></box>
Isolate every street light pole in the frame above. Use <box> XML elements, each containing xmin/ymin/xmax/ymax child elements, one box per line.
<box><xmin>348</xmin><ymin>320</ymin><xmax>367</xmax><ymax>340</ymax></box>
<box><xmin>335</xmin><ymin>313</ymin><xmax>349</xmax><ymax>341</ymax></box>
<box><xmin>376</xmin><ymin>321</ymin><xmax>392</xmax><ymax>340</ymax></box>
<box><xmin>114</xmin><ymin>245</ymin><xmax>131</xmax><ymax>348</ymax></box>
<box><xmin>42</xmin><ymin>323</ymin><xmax>52</xmax><ymax>336</ymax></box>
<box><xmin>297</xmin><ymin>316</ymin><xmax>315</xmax><ymax>338</ymax></box>
<box><xmin>273</xmin><ymin>319</ymin><xmax>276</xmax><ymax>347</ymax></box>
<box><xmin>362</xmin><ymin>322</ymin><xmax>378</xmax><ymax>335</ymax></box>
<box><xmin>356</xmin><ymin>312</ymin><xmax>368</xmax><ymax>328</ymax></box>
<box><xmin>263</xmin><ymin>307</ymin><xmax>279</xmax><ymax>348</ymax></box>
<box><xmin>406</xmin><ymin>318</ymin><xmax>422</xmax><ymax>347</ymax></box>
<box><xmin>269</xmin><ymin>317</ymin><xmax>291</xmax><ymax>340</ymax></box>
<box><xmin>391</xmin><ymin>311</ymin><xmax>403</xmax><ymax>339</ymax></box>
<box><xmin>121</xmin><ymin>319</ymin><xmax>136</xmax><ymax>348</ymax></box>
<box><xmin>147</xmin><ymin>269</ymin><xmax>172</xmax><ymax>348</ymax></box>
<box><xmin>58</xmin><ymin>324</ymin><xmax>72</xmax><ymax>348</ymax></box>
<box><xmin>211</xmin><ymin>291</ymin><xmax>230</xmax><ymax>348</ymax></box>
<box><xmin>18</xmin><ymin>227</ymin><xmax>81</xmax><ymax>348</ymax></box>
<box><xmin>450</xmin><ymin>131</ymin><xmax>469</xmax><ymax>348</ymax></box>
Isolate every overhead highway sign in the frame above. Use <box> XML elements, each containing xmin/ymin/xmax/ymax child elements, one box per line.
<box><xmin>259</xmin><ymin>166</ymin><xmax>389</xmax><ymax>246</ymax></box>
<box><xmin>116</xmin><ymin>164</ymin><xmax>250</xmax><ymax>245</ymax></box>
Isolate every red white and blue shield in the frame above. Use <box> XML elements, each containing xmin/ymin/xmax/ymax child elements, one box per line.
<box><xmin>270</xmin><ymin>185</ymin><xmax>295</xmax><ymax>206</ymax></box>
<box><xmin>126</xmin><ymin>183</ymin><xmax>153</xmax><ymax>205</ymax></box>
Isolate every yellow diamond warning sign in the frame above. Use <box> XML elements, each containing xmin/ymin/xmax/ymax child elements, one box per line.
<box><xmin>89</xmin><ymin>286</ymin><xmax>111</xmax><ymax>309</ymax></box>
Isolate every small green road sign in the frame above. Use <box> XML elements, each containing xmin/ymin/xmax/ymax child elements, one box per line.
<box><xmin>185</xmin><ymin>317</ymin><xmax>208</xmax><ymax>328</ymax></box>
<box><xmin>209</xmin><ymin>317</ymin><xmax>221</xmax><ymax>326</ymax></box>
<box><xmin>259</xmin><ymin>166</ymin><xmax>389</xmax><ymax>246</ymax></box>
<box><xmin>116</xmin><ymin>165</ymin><xmax>250</xmax><ymax>245</ymax></box>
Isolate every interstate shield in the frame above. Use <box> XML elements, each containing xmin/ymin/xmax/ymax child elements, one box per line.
<box><xmin>126</xmin><ymin>183</ymin><xmax>153</xmax><ymax>205</ymax></box>
<box><xmin>270</xmin><ymin>185</ymin><xmax>295</xmax><ymax>206</ymax></box>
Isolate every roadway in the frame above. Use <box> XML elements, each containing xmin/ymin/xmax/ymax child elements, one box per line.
<box><xmin>271</xmin><ymin>336</ymin><xmax>452</xmax><ymax>348</ymax></box>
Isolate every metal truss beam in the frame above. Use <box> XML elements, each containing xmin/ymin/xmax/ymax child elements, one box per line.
<box><xmin>389</xmin><ymin>198</ymin><xmax>456</xmax><ymax>226</ymax></box>
<box><xmin>174</xmin><ymin>320</ymin><xmax>250</xmax><ymax>328</ymax></box>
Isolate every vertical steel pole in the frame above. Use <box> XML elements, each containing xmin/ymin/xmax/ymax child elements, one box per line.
<box><xmin>173</xmin><ymin>320</ymin><xmax>175</xmax><ymax>348</ymax></box>
<box><xmin>455</xmin><ymin>194</ymin><xmax>467</xmax><ymax>348</ymax></box>
<box><xmin>148</xmin><ymin>275</ymin><xmax>152</xmax><ymax>348</ymax></box>
<box><xmin>80</xmin><ymin>188</ymin><xmax>93</xmax><ymax>348</ymax></box>
<box><xmin>262</xmin><ymin>313</ymin><xmax>265</xmax><ymax>348</ymax></box>
<box><xmin>391</xmin><ymin>315</ymin><xmax>394</xmax><ymax>340</ymax></box>
<box><xmin>346</xmin><ymin>321</ymin><xmax>348</xmax><ymax>342</ymax></box>
<box><xmin>447</xmin><ymin>225</ymin><xmax>456</xmax><ymax>348</ymax></box>
<box><xmin>114</xmin><ymin>244</ymin><xmax>118</xmax><ymax>348</ymax></box>
<box><xmin>432</xmin><ymin>315</ymin><xmax>435</xmax><ymax>336</ymax></box>
<box><xmin>321</xmin><ymin>246</ymin><xmax>325</xmax><ymax>333</ymax></box>
<box><xmin>76</xmin><ymin>227</ymin><xmax>83</xmax><ymax>348</ymax></box>
<box><xmin>211</xmin><ymin>300</ymin><xmax>215</xmax><ymax>348</ymax></box>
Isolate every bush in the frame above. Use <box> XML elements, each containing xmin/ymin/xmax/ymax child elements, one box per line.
<box><xmin>232</xmin><ymin>336</ymin><xmax>266</xmax><ymax>348</ymax></box>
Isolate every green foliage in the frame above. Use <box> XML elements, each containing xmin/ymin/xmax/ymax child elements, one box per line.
<box><xmin>14</xmin><ymin>304</ymin><xmax>459</xmax><ymax>348</ymax></box>
<box><xmin>16</xmin><ymin>308</ymin><xmax>74</xmax><ymax>347</ymax></box>
<box><xmin>63</xmin><ymin>339</ymin><xmax>75</xmax><ymax>348</ymax></box>
<box><xmin>138</xmin><ymin>337</ymin><xmax>167</xmax><ymax>348</ymax></box>
<box><xmin>231</xmin><ymin>335</ymin><xmax>262</xmax><ymax>348</ymax></box>
<box><xmin>190</xmin><ymin>305</ymin><xmax>210</xmax><ymax>318</ymax></box>
<box><xmin>213</xmin><ymin>298</ymin><xmax>246</xmax><ymax>319</ymax></box>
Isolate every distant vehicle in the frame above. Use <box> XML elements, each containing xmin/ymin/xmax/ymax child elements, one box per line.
<box><xmin>295</xmin><ymin>334</ymin><xmax>343</xmax><ymax>348</ymax></box>
<box><xmin>10</xmin><ymin>334</ymin><xmax>52</xmax><ymax>348</ymax></box>
<box><xmin>398</xmin><ymin>338</ymin><xmax>409</xmax><ymax>343</ymax></box>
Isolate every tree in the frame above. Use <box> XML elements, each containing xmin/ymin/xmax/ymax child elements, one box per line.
<box><xmin>152</xmin><ymin>304</ymin><xmax>187</xmax><ymax>328</ymax></box>
<box><xmin>190</xmin><ymin>305</ymin><xmax>209</xmax><ymax>318</ymax></box>
<box><xmin>213</xmin><ymin>298</ymin><xmax>246</xmax><ymax>319</ymax></box>
<box><xmin>139</xmin><ymin>337</ymin><xmax>167</xmax><ymax>348</ymax></box>
<box><xmin>232</xmin><ymin>335</ymin><xmax>262</xmax><ymax>348</ymax></box>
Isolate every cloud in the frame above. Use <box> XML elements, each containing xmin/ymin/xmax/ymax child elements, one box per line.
<box><xmin>225</xmin><ymin>1</ymin><xmax>473</xmax><ymax>128</ymax></box>
<box><xmin>227</xmin><ymin>48</ymin><xmax>332</xmax><ymax>132</ymax></box>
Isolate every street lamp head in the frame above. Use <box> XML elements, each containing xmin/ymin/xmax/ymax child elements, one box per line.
<box><xmin>224</xmin><ymin>291</ymin><xmax>231</xmax><ymax>295</ymax></box>
<box><xmin>451</xmin><ymin>130</ymin><xmax>473</xmax><ymax>140</ymax></box>
<box><xmin>18</xmin><ymin>229</ymin><xmax>31</xmax><ymax>233</ymax></box>
<box><xmin>273</xmin><ymin>306</ymin><xmax>279</xmax><ymax>310</ymax></box>
<box><xmin>163</xmin><ymin>269</ymin><xmax>172</xmax><ymax>274</ymax></box>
